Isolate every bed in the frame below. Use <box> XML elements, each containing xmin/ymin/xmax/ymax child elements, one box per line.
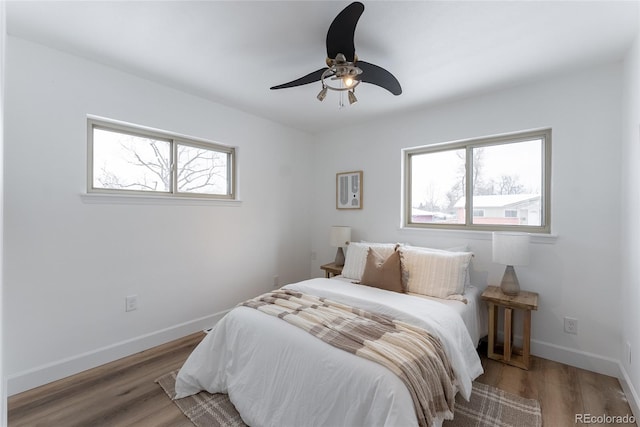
<box><xmin>330</xmin><ymin>273</ymin><xmax>487</xmax><ymax>348</ymax></box>
<box><xmin>175</xmin><ymin>243</ymin><xmax>486</xmax><ymax>427</ymax></box>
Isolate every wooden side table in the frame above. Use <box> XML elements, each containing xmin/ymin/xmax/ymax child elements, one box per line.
<box><xmin>481</xmin><ymin>286</ymin><xmax>539</xmax><ymax>370</ymax></box>
<box><xmin>320</xmin><ymin>262</ymin><xmax>343</xmax><ymax>278</ymax></box>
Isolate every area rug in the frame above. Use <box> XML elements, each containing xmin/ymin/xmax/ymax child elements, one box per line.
<box><xmin>156</xmin><ymin>370</ymin><xmax>542</xmax><ymax>427</ymax></box>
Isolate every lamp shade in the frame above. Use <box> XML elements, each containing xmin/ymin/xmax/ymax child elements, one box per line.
<box><xmin>330</xmin><ymin>226</ymin><xmax>351</xmax><ymax>247</ymax></box>
<box><xmin>492</xmin><ymin>232</ymin><xmax>530</xmax><ymax>266</ymax></box>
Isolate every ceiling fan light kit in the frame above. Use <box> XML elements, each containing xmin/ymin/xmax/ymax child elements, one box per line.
<box><xmin>270</xmin><ymin>1</ymin><xmax>401</xmax><ymax>107</ymax></box>
<box><xmin>317</xmin><ymin>53</ymin><xmax>361</xmax><ymax>105</ymax></box>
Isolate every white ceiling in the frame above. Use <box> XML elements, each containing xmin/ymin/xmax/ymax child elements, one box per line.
<box><xmin>6</xmin><ymin>1</ymin><xmax>639</xmax><ymax>134</ymax></box>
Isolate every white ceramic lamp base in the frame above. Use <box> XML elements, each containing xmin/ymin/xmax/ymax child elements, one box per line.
<box><xmin>500</xmin><ymin>265</ymin><xmax>520</xmax><ymax>296</ymax></box>
<box><xmin>334</xmin><ymin>247</ymin><xmax>345</xmax><ymax>266</ymax></box>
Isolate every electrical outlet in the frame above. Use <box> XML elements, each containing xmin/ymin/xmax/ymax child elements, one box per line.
<box><xmin>564</xmin><ymin>317</ymin><xmax>578</xmax><ymax>334</ymax></box>
<box><xmin>125</xmin><ymin>295</ymin><xmax>138</xmax><ymax>312</ymax></box>
<box><xmin>273</xmin><ymin>275</ymin><xmax>280</xmax><ymax>288</ymax></box>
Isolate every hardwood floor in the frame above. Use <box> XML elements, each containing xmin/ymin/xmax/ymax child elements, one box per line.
<box><xmin>476</xmin><ymin>341</ymin><xmax>636</xmax><ymax>426</ymax></box>
<box><xmin>8</xmin><ymin>333</ymin><xmax>202</xmax><ymax>427</ymax></box>
<box><xmin>8</xmin><ymin>334</ymin><xmax>636</xmax><ymax>427</ymax></box>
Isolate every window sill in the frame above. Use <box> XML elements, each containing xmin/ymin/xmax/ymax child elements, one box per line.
<box><xmin>80</xmin><ymin>193</ymin><xmax>243</xmax><ymax>207</ymax></box>
<box><xmin>397</xmin><ymin>226</ymin><xmax>558</xmax><ymax>244</ymax></box>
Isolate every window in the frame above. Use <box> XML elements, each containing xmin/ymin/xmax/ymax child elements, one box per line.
<box><xmin>504</xmin><ymin>209</ymin><xmax>518</xmax><ymax>218</ymax></box>
<box><xmin>404</xmin><ymin>129</ymin><xmax>551</xmax><ymax>233</ymax></box>
<box><xmin>88</xmin><ymin>119</ymin><xmax>236</xmax><ymax>199</ymax></box>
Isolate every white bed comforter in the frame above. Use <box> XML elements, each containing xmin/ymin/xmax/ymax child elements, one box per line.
<box><xmin>175</xmin><ymin>278</ymin><xmax>483</xmax><ymax>427</ymax></box>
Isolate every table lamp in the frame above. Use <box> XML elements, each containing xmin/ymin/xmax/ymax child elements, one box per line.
<box><xmin>492</xmin><ymin>232</ymin><xmax>530</xmax><ymax>296</ymax></box>
<box><xmin>330</xmin><ymin>226</ymin><xmax>351</xmax><ymax>266</ymax></box>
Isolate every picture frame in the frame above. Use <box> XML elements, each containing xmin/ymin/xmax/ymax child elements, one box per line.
<box><xmin>336</xmin><ymin>171</ymin><xmax>363</xmax><ymax>210</ymax></box>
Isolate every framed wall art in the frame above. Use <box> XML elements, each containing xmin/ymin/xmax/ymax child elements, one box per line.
<box><xmin>336</xmin><ymin>171</ymin><xmax>363</xmax><ymax>210</ymax></box>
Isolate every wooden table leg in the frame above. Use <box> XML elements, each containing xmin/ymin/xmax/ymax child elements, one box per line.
<box><xmin>488</xmin><ymin>303</ymin><xmax>498</xmax><ymax>359</ymax></box>
<box><xmin>523</xmin><ymin>309</ymin><xmax>532</xmax><ymax>369</ymax></box>
<box><xmin>504</xmin><ymin>307</ymin><xmax>513</xmax><ymax>362</ymax></box>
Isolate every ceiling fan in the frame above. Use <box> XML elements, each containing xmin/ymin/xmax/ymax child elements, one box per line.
<box><xmin>270</xmin><ymin>1</ymin><xmax>402</xmax><ymax>106</ymax></box>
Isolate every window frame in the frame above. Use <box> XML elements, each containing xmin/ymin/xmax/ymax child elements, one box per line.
<box><xmin>403</xmin><ymin>128</ymin><xmax>551</xmax><ymax>234</ymax></box>
<box><xmin>87</xmin><ymin>118</ymin><xmax>236</xmax><ymax>200</ymax></box>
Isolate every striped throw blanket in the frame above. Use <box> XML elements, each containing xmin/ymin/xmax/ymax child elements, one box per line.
<box><xmin>240</xmin><ymin>289</ymin><xmax>457</xmax><ymax>427</ymax></box>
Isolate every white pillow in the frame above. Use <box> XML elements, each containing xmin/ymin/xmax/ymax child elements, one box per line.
<box><xmin>399</xmin><ymin>246</ymin><xmax>473</xmax><ymax>298</ymax></box>
<box><xmin>341</xmin><ymin>242</ymin><xmax>397</xmax><ymax>281</ymax></box>
<box><xmin>446</xmin><ymin>245</ymin><xmax>473</xmax><ymax>288</ymax></box>
<box><xmin>403</xmin><ymin>244</ymin><xmax>473</xmax><ymax>288</ymax></box>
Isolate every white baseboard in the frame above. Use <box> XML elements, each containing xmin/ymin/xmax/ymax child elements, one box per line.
<box><xmin>618</xmin><ymin>364</ymin><xmax>640</xmax><ymax>421</ymax></box>
<box><xmin>7</xmin><ymin>309</ymin><xmax>229</xmax><ymax>396</ymax></box>
<box><xmin>531</xmin><ymin>339</ymin><xmax>621</xmax><ymax>377</ymax></box>
<box><xmin>532</xmin><ymin>338</ymin><xmax>640</xmax><ymax>419</ymax></box>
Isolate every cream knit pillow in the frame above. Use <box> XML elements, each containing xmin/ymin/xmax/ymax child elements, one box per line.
<box><xmin>400</xmin><ymin>246</ymin><xmax>473</xmax><ymax>298</ymax></box>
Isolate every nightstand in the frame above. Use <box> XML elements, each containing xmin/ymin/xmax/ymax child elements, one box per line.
<box><xmin>481</xmin><ymin>286</ymin><xmax>539</xmax><ymax>370</ymax></box>
<box><xmin>320</xmin><ymin>262</ymin><xmax>343</xmax><ymax>278</ymax></box>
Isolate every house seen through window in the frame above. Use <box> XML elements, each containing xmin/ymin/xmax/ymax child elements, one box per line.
<box><xmin>88</xmin><ymin>119</ymin><xmax>236</xmax><ymax>199</ymax></box>
<box><xmin>404</xmin><ymin>129</ymin><xmax>551</xmax><ymax>233</ymax></box>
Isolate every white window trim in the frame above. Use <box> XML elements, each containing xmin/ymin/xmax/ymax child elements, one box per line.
<box><xmin>402</xmin><ymin>128</ymin><xmax>552</xmax><ymax>234</ymax></box>
<box><xmin>396</xmin><ymin>225</ymin><xmax>558</xmax><ymax>244</ymax></box>
<box><xmin>80</xmin><ymin>192</ymin><xmax>242</xmax><ymax>206</ymax></box>
<box><xmin>87</xmin><ymin>116</ymin><xmax>238</xmax><ymax>202</ymax></box>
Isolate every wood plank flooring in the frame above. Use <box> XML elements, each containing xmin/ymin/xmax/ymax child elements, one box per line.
<box><xmin>8</xmin><ymin>333</ymin><xmax>202</xmax><ymax>427</ymax></box>
<box><xmin>475</xmin><ymin>341</ymin><xmax>636</xmax><ymax>426</ymax></box>
<box><xmin>8</xmin><ymin>334</ymin><xmax>636</xmax><ymax>426</ymax></box>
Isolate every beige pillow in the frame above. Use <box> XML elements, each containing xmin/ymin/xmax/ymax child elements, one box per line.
<box><xmin>400</xmin><ymin>246</ymin><xmax>472</xmax><ymax>298</ymax></box>
<box><xmin>405</xmin><ymin>245</ymin><xmax>473</xmax><ymax>288</ymax></box>
<box><xmin>360</xmin><ymin>248</ymin><xmax>404</xmax><ymax>293</ymax></box>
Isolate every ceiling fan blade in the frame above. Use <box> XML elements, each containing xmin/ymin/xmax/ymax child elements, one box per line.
<box><xmin>356</xmin><ymin>61</ymin><xmax>402</xmax><ymax>95</ymax></box>
<box><xmin>270</xmin><ymin>68</ymin><xmax>328</xmax><ymax>90</ymax></box>
<box><xmin>326</xmin><ymin>2</ymin><xmax>364</xmax><ymax>62</ymax></box>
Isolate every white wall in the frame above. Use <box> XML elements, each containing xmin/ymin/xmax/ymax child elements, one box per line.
<box><xmin>3</xmin><ymin>16</ymin><xmax>635</xmax><ymax>409</ymax></box>
<box><xmin>4</xmin><ymin>37</ymin><xmax>313</xmax><ymax>394</ymax></box>
<box><xmin>310</xmin><ymin>62</ymin><xmax>624</xmax><ymax>377</ymax></box>
<box><xmin>1</xmin><ymin>1</ymin><xmax>6</xmax><ymax>423</ymax></box>
<box><xmin>621</xmin><ymin>11</ymin><xmax>640</xmax><ymax>418</ymax></box>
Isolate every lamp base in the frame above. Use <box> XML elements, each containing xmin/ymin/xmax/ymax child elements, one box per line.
<box><xmin>334</xmin><ymin>247</ymin><xmax>345</xmax><ymax>266</ymax></box>
<box><xmin>500</xmin><ymin>265</ymin><xmax>520</xmax><ymax>296</ymax></box>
